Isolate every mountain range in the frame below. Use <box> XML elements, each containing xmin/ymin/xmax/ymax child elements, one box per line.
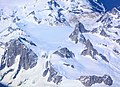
<box><xmin>0</xmin><ymin>0</ymin><xmax>120</xmax><ymax>87</ymax></box>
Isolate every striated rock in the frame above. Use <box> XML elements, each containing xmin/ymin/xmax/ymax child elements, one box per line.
<box><xmin>69</xmin><ymin>22</ymin><xmax>88</xmax><ymax>44</ymax></box>
<box><xmin>42</xmin><ymin>61</ymin><xmax>62</xmax><ymax>85</ymax></box>
<box><xmin>46</xmin><ymin>66</ymin><xmax>57</xmax><ymax>82</ymax></box>
<box><xmin>81</xmin><ymin>39</ymin><xmax>98</xmax><ymax>59</ymax></box>
<box><xmin>47</xmin><ymin>66</ymin><xmax>62</xmax><ymax>84</ymax></box>
<box><xmin>85</xmin><ymin>39</ymin><xmax>93</xmax><ymax>50</ymax></box>
<box><xmin>20</xmin><ymin>48</ymin><xmax>38</xmax><ymax>70</ymax></box>
<box><xmin>81</xmin><ymin>41</ymin><xmax>109</xmax><ymax>62</ymax></box>
<box><xmin>0</xmin><ymin>39</ymin><xmax>38</xmax><ymax>71</ymax></box>
<box><xmin>75</xmin><ymin>22</ymin><xmax>89</xmax><ymax>33</ymax></box>
<box><xmin>78</xmin><ymin>75</ymin><xmax>113</xmax><ymax>86</ymax></box>
<box><xmin>69</xmin><ymin>27</ymin><xmax>79</xmax><ymax>44</ymax></box>
<box><xmin>53</xmin><ymin>47</ymin><xmax>75</xmax><ymax>58</ymax></box>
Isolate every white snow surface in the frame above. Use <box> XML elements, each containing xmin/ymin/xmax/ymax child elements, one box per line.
<box><xmin>0</xmin><ymin>0</ymin><xmax>120</xmax><ymax>87</ymax></box>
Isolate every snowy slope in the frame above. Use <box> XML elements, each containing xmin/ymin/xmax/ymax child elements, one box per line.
<box><xmin>0</xmin><ymin>0</ymin><xmax>120</xmax><ymax>87</ymax></box>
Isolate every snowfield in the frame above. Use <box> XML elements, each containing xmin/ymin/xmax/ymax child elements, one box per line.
<box><xmin>0</xmin><ymin>0</ymin><xmax>120</xmax><ymax>87</ymax></box>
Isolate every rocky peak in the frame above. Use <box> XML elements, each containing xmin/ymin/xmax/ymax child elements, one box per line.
<box><xmin>75</xmin><ymin>22</ymin><xmax>89</xmax><ymax>33</ymax></box>
<box><xmin>0</xmin><ymin>39</ymin><xmax>38</xmax><ymax>70</ymax></box>
<box><xmin>69</xmin><ymin>22</ymin><xmax>88</xmax><ymax>44</ymax></box>
<box><xmin>53</xmin><ymin>47</ymin><xmax>75</xmax><ymax>58</ymax></box>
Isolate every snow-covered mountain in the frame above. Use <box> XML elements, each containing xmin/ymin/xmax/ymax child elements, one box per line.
<box><xmin>0</xmin><ymin>0</ymin><xmax>120</xmax><ymax>87</ymax></box>
<box><xmin>88</xmin><ymin>0</ymin><xmax>120</xmax><ymax>12</ymax></box>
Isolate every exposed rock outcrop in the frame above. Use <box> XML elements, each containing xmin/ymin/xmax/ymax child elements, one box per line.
<box><xmin>99</xmin><ymin>54</ymin><xmax>109</xmax><ymax>63</ymax></box>
<box><xmin>103</xmin><ymin>74</ymin><xmax>113</xmax><ymax>86</ymax></box>
<box><xmin>0</xmin><ymin>39</ymin><xmax>38</xmax><ymax>71</ymax></box>
<box><xmin>69</xmin><ymin>22</ymin><xmax>88</xmax><ymax>44</ymax></box>
<box><xmin>81</xmin><ymin>39</ymin><xmax>98</xmax><ymax>59</ymax></box>
<box><xmin>43</xmin><ymin>61</ymin><xmax>62</xmax><ymax>85</ymax></box>
<box><xmin>100</xmin><ymin>29</ymin><xmax>109</xmax><ymax>37</ymax></box>
<box><xmin>79</xmin><ymin>34</ymin><xmax>86</xmax><ymax>44</ymax></box>
<box><xmin>53</xmin><ymin>47</ymin><xmax>75</xmax><ymax>58</ymax></box>
<box><xmin>81</xmin><ymin>39</ymin><xmax>109</xmax><ymax>62</ymax></box>
<box><xmin>78</xmin><ymin>75</ymin><xmax>113</xmax><ymax>86</ymax></box>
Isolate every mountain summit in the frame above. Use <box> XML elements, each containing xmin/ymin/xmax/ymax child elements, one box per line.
<box><xmin>88</xmin><ymin>0</ymin><xmax>120</xmax><ymax>12</ymax></box>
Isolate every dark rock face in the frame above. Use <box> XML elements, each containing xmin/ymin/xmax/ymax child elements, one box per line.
<box><xmin>69</xmin><ymin>22</ymin><xmax>88</xmax><ymax>44</ymax></box>
<box><xmin>81</xmin><ymin>39</ymin><xmax>109</xmax><ymax>62</ymax></box>
<box><xmin>43</xmin><ymin>61</ymin><xmax>62</xmax><ymax>85</ymax></box>
<box><xmin>0</xmin><ymin>39</ymin><xmax>38</xmax><ymax>70</ymax></box>
<box><xmin>103</xmin><ymin>75</ymin><xmax>113</xmax><ymax>86</ymax></box>
<box><xmin>81</xmin><ymin>39</ymin><xmax>98</xmax><ymax>59</ymax></box>
<box><xmin>53</xmin><ymin>75</ymin><xmax>62</xmax><ymax>84</ymax></box>
<box><xmin>75</xmin><ymin>22</ymin><xmax>89</xmax><ymax>33</ymax></box>
<box><xmin>53</xmin><ymin>47</ymin><xmax>75</xmax><ymax>58</ymax></box>
<box><xmin>42</xmin><ymin>68</ymin><xmax>49</xmax><ymax>77</ymax></box>
<box><xmin>47</xmin><ymin>66</ymin><xmax>62</xmax><ymax>84</ymax></box>
<box><xmin>99</xmin><ymin>54</ymin><xmax>109</xmax><ymax>63</ymax></box>
<box><xmin>91</xmin><ymin>28</ymin><xmax>99</xmax><ymax>33</ymax></box>
<box><xmin>85</xmin><ymin>39</ymin><xmax>93</xmax><ymax>50</ymax></box>
<box><xmin>79</xmin><ymin>34</ymin><xmax>86</xmax><ymax>44</ymax></box>
<box><xmin>100</xmin><ymin>29</ymin><xmax>109</xmax><ymax>37</ymax></box>
<box><xmin>69</xmin><ymin>27</ymin><xmax>79</xmax><ymax>44</ymax></box>
<box><xmin>79</xmin><ymin>76</ymin><xmax>93</xmax><ymax>86</ymax></box>
<box><xmin>79</xmin><ymin>75</ymin><xmax>113</xmax><ymax>86</ymax></box>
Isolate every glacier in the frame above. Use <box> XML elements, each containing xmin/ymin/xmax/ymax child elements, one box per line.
<box><xmin>0</xmin><ymin>0</ymin><xmax>120</xmax><ymax>87</ymax></box>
